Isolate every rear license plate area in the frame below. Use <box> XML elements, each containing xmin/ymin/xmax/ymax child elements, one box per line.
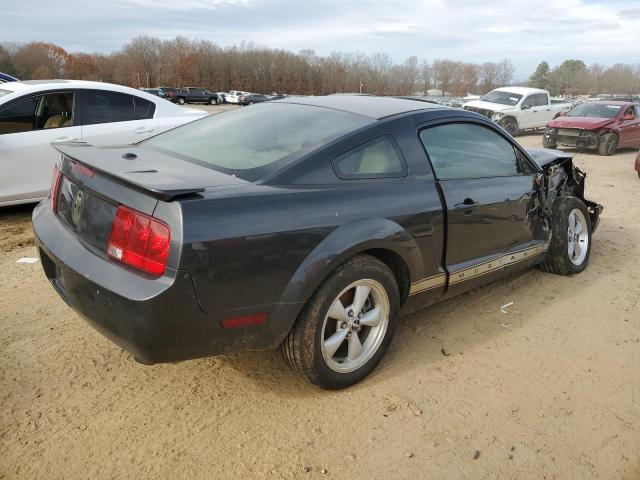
<box><xmin>57</xmin><ymin>176</ymin><xmax>116</xmax><ymax>251</ymax></box>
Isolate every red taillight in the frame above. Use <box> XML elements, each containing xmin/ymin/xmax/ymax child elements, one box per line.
<box><xmin>106</xmin><ymin>205</ymin><xmax>171</xmax><ymax>276</ymax></box>
<box><xmin>71</xmin><ymin>162</ymin><xmax>95</xmax><ymax>178</ymax></box>
<box><xmin>51</xmin><ymin>165</ymin><xmax>62</xmax><ymax>212</ymax></box>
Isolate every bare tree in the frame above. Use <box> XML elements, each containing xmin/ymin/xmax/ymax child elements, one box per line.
<box><xmin>3</xmin><ymin>38</ymin><xmax>640</xmax><ymax>98</ymax></box>
<box><xmin>497</xmin><ymin>58</ymin><xmax>515</xmax><ymax>87</ymax></box>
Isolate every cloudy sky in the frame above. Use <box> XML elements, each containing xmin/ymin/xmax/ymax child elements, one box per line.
<box><xmin>4</xmin><ymin>0</ymin><xmax>640</xmax><ymax>79</ymax></box>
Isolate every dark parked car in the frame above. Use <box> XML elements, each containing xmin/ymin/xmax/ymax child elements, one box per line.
<box><xmin>140</xmin><ymin>88</ymin><xmax>161</xmax><ymax>97</ymax></box>
<box><xmin>176</xmin><ymin>87</ymin><xmax>219</xmax><ymax>105</ymax></box>
<box><xmin>33</xmin><ymin>96</ymin><xmax>603</xmax><ymax>389</ymax></box>
<box><xmin>239</xmin><ymin>93</ymin><xmax>270</xmax><ymax>105</ymax></box>
<box><xmin>0</xmin><ymin>72</ymin><xmax>19</xmax><ymax>83</ymax></box>
<box><xmin>157</xmin><ymin>87</ymin><xmax>179</xmax><ymax>103</ymax></box>
<box><xmin>544</xmin><ymin>101</ymin><xmax>640</xmax><ymax>155</ymax></box>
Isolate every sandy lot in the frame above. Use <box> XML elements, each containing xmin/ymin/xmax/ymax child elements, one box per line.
<box><xmin>0</xmin><ymin>125</ymin><xmax>638</xmax><ymax>479</ymax></box>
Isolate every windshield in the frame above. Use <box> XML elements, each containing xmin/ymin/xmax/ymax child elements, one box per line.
<box><xmin>143</xmin><ymin>102</ymin><xmax>373</xmax><ymax>181</ymax></box>
<box><xmin>480</xmin><ymin>91</ymin><xmax>523</xmax><ymax>106</ymax></box>
<box><xmin>0</xmin><ymin>89</ymin><xmax>11</xmax><ymax>98</ymax></box>
<box><xmin>566</xmin><ymin>103</ymin><xmax>621</xmax><ymax>119</ymax></box>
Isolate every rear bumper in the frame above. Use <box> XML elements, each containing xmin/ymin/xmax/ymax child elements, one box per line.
<box><xmin>32</xmin><ymin>202</ymin><xmax>301</xmax><ymax>363</ymax></box>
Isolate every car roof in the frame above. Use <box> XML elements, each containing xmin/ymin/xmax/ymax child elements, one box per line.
<box><xmin>0</xmin><ymin>79</ymin><xmax>153</xmax><ymax>96</ymax></box>
<box><xmin>279</xmin><ymin>95</ymin><xmax>447</xmax><ymax>119</ymax></box>
<box><xmin>492</xmin><ymin>86</ymin><xmax>548</xmax><ymax>95</ymax></box>
<box><xmin>0</xmin><ymin>79</ymin><xmax>208</xmax><ymax>118</ymax></box>
<box><xmin>587</xmin><ymin>100</ymin><xmax>635</xmax><ymax>106</ymax></box>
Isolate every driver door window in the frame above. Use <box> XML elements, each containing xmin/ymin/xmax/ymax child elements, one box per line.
<box><xmin>0</xmin><ymin>96</ymin><xmax>39</xmax><ymax>134</ymax></box>
<box><xmin>0</xmin><ymin>92</ymin><xmax>74</xmax><ymax>135</ymax></box>
<box><xmin>419</xmin><ymin>123</ymin><xmax>519</xmax><ymax>179</ymax></box>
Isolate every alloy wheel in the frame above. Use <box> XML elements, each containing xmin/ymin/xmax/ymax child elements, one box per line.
<box><xmin>320</xmin><ymin>279</ymin><xmax>390</xmax><ymax>373</ymax></box>
<box><xmin>567</xmin><ymin>208</ymin><xmax>589</xmax><ymax>266</ymax></box>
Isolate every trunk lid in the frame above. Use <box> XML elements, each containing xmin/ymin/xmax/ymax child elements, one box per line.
<box><xmin>52</xmin><ymin>143</ymin><xmax>247</xmax><ymax>267</ymax></box>
<box><xmin>54</xmin><ymin>143</ymin><xmax>247</xmax><ymax>201</ymax></box>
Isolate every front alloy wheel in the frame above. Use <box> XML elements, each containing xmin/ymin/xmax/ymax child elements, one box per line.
<box><xmin>567</xmin><ymin>208</ymin><xmax>589</xmax><ymax>266</ymax></box>
<box><xmin>540</xmin><ymin>196</ymin><xmax>592</xmax><ymax>275</ymax></box>
<box><xmin>282</xmin><ymin>254</ymin><xmax>400</xmax><ymax>389</ymax></box>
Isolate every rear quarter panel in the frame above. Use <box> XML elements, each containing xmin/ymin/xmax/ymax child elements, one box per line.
<box><xmin>181</xmin><ymin>180</ymin><xmax>444</xmax><ymax>318</ymax></box>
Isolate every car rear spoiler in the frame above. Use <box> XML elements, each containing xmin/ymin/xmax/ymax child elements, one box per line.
<box><xmin>53</xmin><ymin>142</ymin><xmax>245</xmax><ymax>202</ymax></box>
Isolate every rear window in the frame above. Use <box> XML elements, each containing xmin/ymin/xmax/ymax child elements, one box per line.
<box><xmin>143</xmin><ymin>103</ymin><xmax>373</xmax><ymax>181</ymax></box>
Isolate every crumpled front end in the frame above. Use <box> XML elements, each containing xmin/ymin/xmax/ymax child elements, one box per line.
<box><xmin>528</xmin><ymin>149</ymin><xmax>603</xmax><ymax>232</ymax></box>
<box><xmin>544</xmin><ymin>127</ymin><xmax>600</xmax><ymax>149</ymax></box>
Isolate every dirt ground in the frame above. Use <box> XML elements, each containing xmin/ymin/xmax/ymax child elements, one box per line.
<box><xmin>0</xmin><ymin>122</ymin><xmax>639</xmax><ymax>479</ymax></box>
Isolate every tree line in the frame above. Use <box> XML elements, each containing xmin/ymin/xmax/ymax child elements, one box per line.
<box><xmin>1</xmin><ymin>37</ymin><xmax>639</xmax><ymax>97</ymax></box>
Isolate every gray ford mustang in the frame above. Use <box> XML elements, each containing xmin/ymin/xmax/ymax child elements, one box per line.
<box><xmin>33</xmin><ymin>95</ymin><xmax>602</xmax><ymax>389</ymax></box>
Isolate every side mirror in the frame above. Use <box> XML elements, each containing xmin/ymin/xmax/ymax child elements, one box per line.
<box><xmin>623</xmin><ymin>114</ymin><xmax>635</xmax><ymax>121</ymax></box>
<box><xmin>557</xmin><ymin>111</ymin><xmax>566</xmax><ymax>117</ymax></box>
<box><xmin>521</xmin><ymin>104</ymin><xmax>531</xmax><ymax>110</ymax></box>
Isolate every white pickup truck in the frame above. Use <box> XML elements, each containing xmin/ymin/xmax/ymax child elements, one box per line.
<box><xmin>463</xmin><ymin>87</ymin><xmax>573</xmax><ymax>136</ymax></box>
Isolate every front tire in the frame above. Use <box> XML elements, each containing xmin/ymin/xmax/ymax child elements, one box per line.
<box><xmin>282</xmin><ymin>254</ymin><xmax>400</xmax><ymax>389</ymax></box>
<box><xmin>177</xmin><ymin>98</ymin><xmax>186</xmax><ymax>105</ymax></box>
<box><xmin>540</xmin><ymin>196</ymin><xmax>592</xmax><ymax>275</ymax></box>
<box><xmin>209</xmin><ymin>97</ymin><xmax>216</xmax><ymax>105</ymax></box>
<box><xmin>598</xmin><ymin>133</ymin><xmax>618</xmax><ymax>156</ymax></box>
<box><xmin>499</xmin><ymin>117</ymin><xmax>520</xmax><ymax>136</ymax></box>
<box><xmin>543</xmin><ymin>135</ymin><xmax>557</xmax><ymax>149</ymax></box>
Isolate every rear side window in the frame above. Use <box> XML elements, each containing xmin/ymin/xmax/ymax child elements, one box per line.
<box><xmin>133</xmin><ymin>97</ymin><xmax>155</xmax><ymax>120</ymax></box>
<box><xmin>526</xmin><ymin>93</ymin><xmax>548</xmax><ymax>107</ymax></box>
<box><xmin>333</xmin><ymin>136</ymin><xmax>407</xmax><ymax>179</ymax></box>
<box><xmin>420</xmin><ymin>123</ymin><xmax>518</xmax><ymax>179</ymax></box>
<box><xmin>83</xmin><ymin>91</ymin><xmax>155</xmax><ymax>125</ymax></box>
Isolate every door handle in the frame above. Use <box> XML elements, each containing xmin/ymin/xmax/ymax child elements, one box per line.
<box><xmin>53</xmin><ymin>136</ymin><xmax>79</xmax><ymax>143</ymax></box>
<box><xmin>454</xmin><ymin>199</ymin><xmax>479</xmax><ymax>213</ymax></box>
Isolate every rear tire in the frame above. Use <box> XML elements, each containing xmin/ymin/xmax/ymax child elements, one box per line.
<box><xmin>178</xmin><ymin>98</ymin><xmax>185</xmax><ymax>105</ymax></box>
<box><xmin>539</xmin><ymin>196</ymin><xmax>592</xmax><ymax>275</ymax></box>
<box><xmin>598</xmin><ymin>133</ymin><xmax>618</xmax><ymax>156</ymax></box>
<box><xmin>209</xmin><ymin>98</ymin><xmax>216</xmax><ymax>105</ymax></box>
<box><xmin>282</xmin><ymin>254</ymin><xmax>400</xmax><ymax>389</ymax></box>
<box><xmin>499</xmin><ymin>117</ymin><xmax>520</xmax><ymax>136</ymax></box>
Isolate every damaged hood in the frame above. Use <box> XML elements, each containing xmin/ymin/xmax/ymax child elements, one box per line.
<box><xmin>547</xmin><ymin>116</ymin><xmax>615</xmax><ymax>130</ymax></box>
<box><xmin>463</xmin><ymin>100</ymin><xmax>515</xmax><ymax>113</ymax></box>
<box><xmin>526</xmin><ymin>148</ymin><xmax>573</xmax><ymax>169</ymax></box>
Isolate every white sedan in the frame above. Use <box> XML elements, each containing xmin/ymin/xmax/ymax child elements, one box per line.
<box><xmin>0</xmin><ymin>80</ymin><xmax>207</xmax><ymax>206</ymax></box>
